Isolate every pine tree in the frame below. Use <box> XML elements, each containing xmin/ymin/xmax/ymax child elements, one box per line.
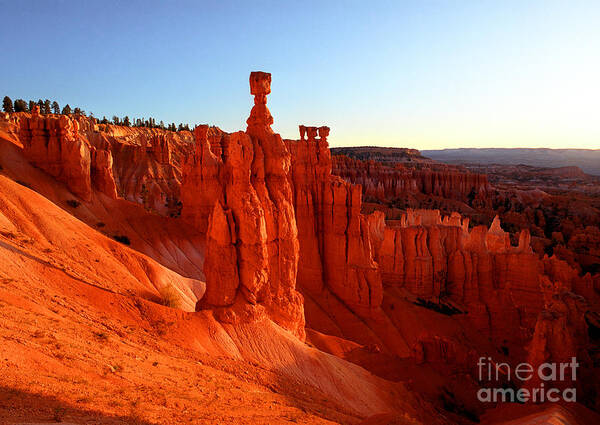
<box><xmin>123</xmin><ymin>116</ymin><xmax>131</xmax><ymax>127</ymax></box>
<box><xmin>51</xmin><ymin>101</ymin><xmax>60</xmax><ymax>114</ymax></box>
<box><xmin>29</xmin><ymin>100</ymin><xmax>36</xmax><ymax>112</ymax></box>
<box><xmin>73</xmin><ymin>107</ymin><xmax>83</xmax><ymax>115</ymax></box>
<box><xmin>112</xmin><ymin>116</ymin><xmax>120</xmax><ymax>125</ymax></box>
<box><xmin>2</xmin><ymin>96</ymin><xmax>13</xmax><ymax>113</ymax></box>
<box><xmin>43</xmin><ymin>99</ymin><xmax>51</xmax><ymax>115</ymax></box>
<box><xmin>14</xmin><ymin>99</ymin><xmax>28</xmax><ymax>112</ymax></box>
<box><xmin>62</xmin><ymin>104</ymin><xmax>72</xmax><ymax>114</ymax></box>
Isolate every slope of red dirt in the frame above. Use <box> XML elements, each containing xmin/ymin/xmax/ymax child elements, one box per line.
<box><xmin>0</xmin><ymin>172</ymin><xmax>445</xmax><ymax>424</ymax></box>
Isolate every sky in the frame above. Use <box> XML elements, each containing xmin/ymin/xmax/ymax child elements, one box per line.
<box><xmin>1</xmin><ymin>0</ymin><xmax>599</xmax><ymax>149</ymax></box>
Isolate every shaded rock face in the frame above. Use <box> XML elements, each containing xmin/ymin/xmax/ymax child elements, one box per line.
<box><xmin>525</xmin><ymin>292</ymin><xmax>590</xmax><ymax>392</ymax></box>
<box><xmin>374</xmin><ymin>211</ymin><xmax>539</xmax><ymax>340</ymax></box>
<box><xmin>182</xmin><ymin>72</ymin><xmax>304</xmax><ymax>339</ymax></box>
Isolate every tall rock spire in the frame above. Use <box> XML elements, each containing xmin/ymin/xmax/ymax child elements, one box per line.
<box><xmin>182</xmin><ymin>72</ymin><xmax>305</xmax><ymax>339</ymax></box>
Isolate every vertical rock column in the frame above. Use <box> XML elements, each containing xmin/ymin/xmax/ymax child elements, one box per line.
<box><xmin>245</xmin><ymin>72</ymin><xmax>304</xmax><ymax>338</ymax></box>
<box><xmin>184</xmin><ymin>72</ymin><xmax>305</xmax><ymax>339</ymax></box>
<box><xmin>287</xmin><ymin>125</ymin><xmax>384</xmax><ymax>315</ymax></box>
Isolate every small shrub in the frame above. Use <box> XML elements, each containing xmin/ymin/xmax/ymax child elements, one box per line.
<box><xmin>66</xmin><ymin>199</ymin><xmax>81</xmax><ymax>208</ymax></box>
<box><xmin>113</xmin><ymin>235</ymin><xmax>131</xmax><ymax>245</ymax></box>
<box><xmin>94</xmin><ymin>331</ymin><xmax>109</xmax><ymax>341</ymax></box>
<box><xmin>158</xmin><ymin>285</ymin><xmax>180</xmax><ymax>309</ymax></box>
<box><xmin>53</xmin><ymin>406</ymin><xmax>66</xmax><ymax>421</ymax></box>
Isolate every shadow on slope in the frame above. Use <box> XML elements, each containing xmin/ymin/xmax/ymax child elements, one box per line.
<box><xmin>0</xmin><ymin>386</ymin><xmax>154</xmax><ymax>425</ymax></box>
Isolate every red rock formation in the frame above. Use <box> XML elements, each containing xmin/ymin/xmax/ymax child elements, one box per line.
<box><xmin>525</xmin><ymin>291</ymin><xmax>591</xmax><ymax>393</ymax></box>
<box><xmin>183</xmin><ymin>72</ymin><xmax>304</xmax><ymax>339</ymax></box>
<box><xmin>286</xmin><ymin>126</ymin><xmax>383</xmax><ymax>314</ymax></box>
<box><xmin>96</xmin><ymin>125</ymin><xmax>194</xmax><ymax>215</ymax></box>
<box><xmin>200</xmin><ymin>201</ymin><xmax>239</xmax><ymax>307</ymax></box>
<box><xmin>5</xmin><ymin>72</ymin><xmax>600</xmax><ymax>420</ymax></box>
<box><xmin>18</xmin><ymin>106</ymin><xmax>93</xmax><ymax>200</ymax></box>
<box><xmin>90</xmin><ymin>147</ymin><xmax>118</xmax><ymax>198</ymax></box>
<box><xmin>372</xmin><ymin>208</ymin><xmax>600</xmax><ymax>358</ymax></box>
<box><xmin>333</xmin><ymin>154</ymin><xmax>491</xmax><ymax>202</ymax></box>
<box><xmin>15</xmin><ymin>107</ymin><xmax>194</xmax><ymax>212</ymax></box>
<box><xmin>286</xmin><ymin>124</ymin><xmax>596</xmax><ymax>384</ymax></box>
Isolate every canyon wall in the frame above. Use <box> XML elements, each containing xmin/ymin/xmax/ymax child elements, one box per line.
<box><xmin>16</xmin><ymin>106</ymin><xmax>193</xmax><ymax>214</ymax></box>
<box><xmin>288</xmin><ymin>127</ymin><xmax>598</xmax><ymax>390</ymax></box>
<box><xmin>372</xmin><ymin>209</ymin><xmax>597</xmax><ymax>343</ymax></box>
<box><xmin>333</xmin><ymin>154</ymin><xmax>491</xmax><ymax>202</ymax></box>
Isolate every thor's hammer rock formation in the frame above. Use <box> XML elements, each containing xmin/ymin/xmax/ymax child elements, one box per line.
<box><xmin>182</xmin><ymin>72</ymin><xmax>304</xmax><ymax>339</ymax></box>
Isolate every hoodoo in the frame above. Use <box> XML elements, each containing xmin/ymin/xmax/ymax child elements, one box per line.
<box><xmin>182</xmin><ymin>72</ymin><xmax>305</xmax><ymax>339</ymax></box>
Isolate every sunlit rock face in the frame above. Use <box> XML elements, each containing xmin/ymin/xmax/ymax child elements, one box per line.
<box><xmin>286</xmin><ymin>126</ymin><xmax>383</xmax><ymax>315</ymax></box>
<box><xmin>182</xmin><ymin>72</ymin><xmax>304</xmax><ymax>339</ymax></box>
<box><xmin>17</xmin><ymin>105</ymin><xmax>193</xmax><ymax>212</ymax></box>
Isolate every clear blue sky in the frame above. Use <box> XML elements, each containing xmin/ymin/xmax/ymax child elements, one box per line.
<box><xmin>1</xmin><ymin>0</ymin><xmax>599</xmax><ymax>149</ymax></box>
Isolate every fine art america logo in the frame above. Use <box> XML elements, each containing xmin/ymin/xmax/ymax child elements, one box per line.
<box><xmin>477</xmin><ymin>357</ymin><xmax>578</xmax><ymax>403</ymax></box>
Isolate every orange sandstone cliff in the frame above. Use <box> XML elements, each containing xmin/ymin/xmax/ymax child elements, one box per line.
<box><xmin>17</xmin><ymin>105</ymin><xmax>193</xmax><ymax>214</ymax></box>
<box><xmin>286</xmin><ymin>126</ymin><xmax>383</xmax><ymax>314</ymax></box>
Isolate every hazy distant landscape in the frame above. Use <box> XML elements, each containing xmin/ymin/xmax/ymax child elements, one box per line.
<box><xmin>422</xmin><ymin>148</ymin><xmax>600</xmax><ymax>176</ymax></box>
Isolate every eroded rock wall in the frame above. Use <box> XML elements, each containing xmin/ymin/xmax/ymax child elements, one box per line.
<box><xmin>16</xmin><ymin>106</ymin><xmax>193</xmax><ymax>213</ymax></box>
<box><xmin>286</xmin><ymin>126</ymin><xmax>383</xmax><ymax>315</ymax></box>
<box><xmin>333</xmin><ymin>154</ymin><xmax>491</xmax><ymax>202</ymax></box>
